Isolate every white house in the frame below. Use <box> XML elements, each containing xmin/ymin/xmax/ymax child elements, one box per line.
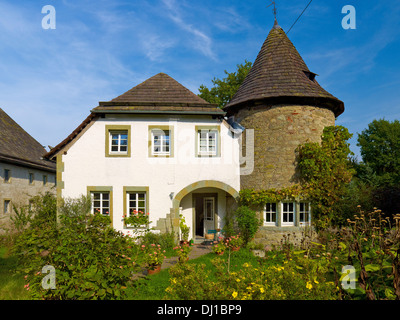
<box><xmin>44</xmin><ymin>73</ymin><xmax>242</xmax><ymax>241</ymax></box>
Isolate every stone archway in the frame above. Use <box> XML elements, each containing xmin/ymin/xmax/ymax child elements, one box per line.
<box><xmin>154</xmin><ymin>180</ymin><xmax>239</xmax><ymax>236</ymax></box>
<box><xmin>172</xmin><ymin>180</ymin><xmax>239</xmax><ymax>211</ymax></box>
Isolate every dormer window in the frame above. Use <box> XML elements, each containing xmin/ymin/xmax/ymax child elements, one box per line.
<box><xmin>304</xmin><ymin>70</ymin><xmax>317</xmax><ymax>81</ymax></box>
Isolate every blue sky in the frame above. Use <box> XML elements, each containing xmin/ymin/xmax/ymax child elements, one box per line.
<box><xmin>0</xmin><ymin>0</ymin><xmax>399</xmax><ymax>159</ymax></box>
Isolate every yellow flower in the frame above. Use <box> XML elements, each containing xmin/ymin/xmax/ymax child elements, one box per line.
<box><xmin>314</xmin><ymin>279</ymin><xmax>319</xmax><ymax>284</ymax></box>
<box><xmin>260</xmin><ymin>287</ymin><xmax>265</xmax><ymax>293</ymax></box>
<box><xmin>232</xmin><ymin>291</ymin><xmax>238</xmax><ymax>298</ymax></box>
<box><xmin>236</xmin><ymin>278</ymin><xmax>241</xmax><ymax>282</ymax></box>
<box><xmin>306</xmin><ymin>281</ymin><xmax>313</xmax><ymax>290</ymax></box>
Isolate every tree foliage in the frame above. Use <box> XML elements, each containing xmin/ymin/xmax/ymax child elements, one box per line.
<box><xmin>198</xmin><ymin>60</ymin><xmax>252</xmax><ymax>108</ymax></box>
<box><xmin>357</xmin><ymin>119</ymin><xmax>400</xmax><ymax>186</ymax></box>
<box><xmin>297</xmin><ymin>125</ymin><xmax>355</xmax><ymax>228</ymax></box>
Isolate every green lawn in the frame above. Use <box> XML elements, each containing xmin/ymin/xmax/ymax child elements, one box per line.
<box><xmin>0</xmin><ymin>246</ymin><xmax>29</xmax><ymax>300</ymax></box>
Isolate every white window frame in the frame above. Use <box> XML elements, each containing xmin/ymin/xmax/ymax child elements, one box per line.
<box><xmin>264</xmin><ymin>203</ymin><xmax>277</xmax><ymax>226</ymax></box>
<box><xmin>204</xmin><ymin>197</ymin><xmax>215</xmax><ymax>221</ymax></box>
<box><xmin>127</xmin><ymin>192</ymin><xmax>147</xmax><ymax>216</ymax></box>
<box><xmin>125</xmin><ymin>191</ymin><xmax>147</xmax><ymax>228</ymax></box>
<box><xmin>109</xmin><ymin>131</ymin><xmax>128</xmax><ymax>155</ymax></box>
<box><xmin>299</xmin><ymin>202</ymin><xmax>311</xmax><ymax>226</ymax></box>
<box><xmin>151</xmin><ymin>129</ymin><xmax>170</xmax><ymax>156</ymax></box>
<box><xmin>281</xmin><ymin>202</ymin><xmax>295</xmax><ymax>226</ymax></box>
<box><xmin>198</xmin><ymin>129</ymin><xmax>218</xmax><ymax>156</ymax></box>
<box><xmin>91</xmin><ymin>192</ymin><xmax>110</xmax><ymax>216</ymax></box>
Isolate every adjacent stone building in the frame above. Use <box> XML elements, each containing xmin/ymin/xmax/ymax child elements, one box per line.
<box><xmin>0</xmin><ymin>108</ymin><xmax>56</xmax><ymax>232</ymax></box>
<box><xmin>224</xmin><ymin>20</ymin><xmax>344</xmax><ymax>244</ymax></box>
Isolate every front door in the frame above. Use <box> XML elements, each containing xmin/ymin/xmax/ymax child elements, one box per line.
<box><xmin>194</xmin><ymin>194</ymin><xmax>217</xmax><ymax>238</ymax></box>
<box><xmin>203</xmin><ymin>197</ymin><xmax>215</xmax><ymax>235</ymax></box>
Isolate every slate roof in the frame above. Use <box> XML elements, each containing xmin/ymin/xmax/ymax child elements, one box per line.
<box><xmin>92</xmin><ymin>73</ymin><xmax>224</xmax><ymax>116</ymax></box>
<box><xmin>0</xmin><ymin>108</ymin><xmax>56</xmax><ymax>172</ymax></box>
<box><xmin>224</xmin><ymin>22</ymin><xmax>344</xmax><ymax>117</ymax></box>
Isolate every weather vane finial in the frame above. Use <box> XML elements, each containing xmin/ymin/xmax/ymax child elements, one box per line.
<box><xmin>267</xmin><ymin>1</ymin><xmax>277</xmax><ymax>21</ymax></box>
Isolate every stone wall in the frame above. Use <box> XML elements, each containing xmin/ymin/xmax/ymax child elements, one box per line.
<box><xmin>237</xmin><ymin>104</ymin><xmax>335</xmax><ymax>190</ymax></box>
<box><xmin>0</xmin><ymin>162</ymin><xmax>56</xmax><ymax>233</ymax></box>
<box><xmin>254</xmin><ymin>226</ymin><xmax>318</xmax><ymax>249</ymax></box>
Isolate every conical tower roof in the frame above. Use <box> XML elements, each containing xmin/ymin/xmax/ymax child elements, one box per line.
<box><xmin>224</xmin><ymin>22</ymin><xmax>344</xmax><ymax>117</ymax></box>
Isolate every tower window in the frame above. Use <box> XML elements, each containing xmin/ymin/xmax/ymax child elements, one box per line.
<box><xmin>304</xmin><ymin>70</ymin><xmax>317</xmax><ymax>81</ymax></box>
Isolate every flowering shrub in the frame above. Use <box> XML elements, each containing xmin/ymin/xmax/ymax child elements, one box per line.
<box><xmin>173</xmin><ymin>241</ymin><xmax>192</xmax><ymax>262</ymax></box>
<box><xmin>212</xmin><ymin>241</ymin><xmax>226</xmax><ymax>254</ymax></box>
<box><xmin>165</xmin><ymin>262</ymin><xmax>223</xmax><ymax>300</ymax></box>
<box><xmin>123</xmin><ymin>210</ymin><xmax>150</xmax><ymax>228</ymax></box>
<box><xmin>164</xmin><ymin>256</ymin><xmax>339</xmax><ymax>300</ymax></box>
<box><xmin>141</xmin><ymin>244</ymin><xmax>166</xmax><ymax>269</ymax></box>
<box><xmin>225</xmin><ymin>235</ymin><xmax>243</xmax><ymax>249</ymax></box>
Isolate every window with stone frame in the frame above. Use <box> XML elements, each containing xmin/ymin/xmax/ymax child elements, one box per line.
<box><xmin>91</xmin><ymin>192</ymin><xmax>110</xmax><ymax>216</ymax></box>
<box><xmin>281</xmin><ymin>202</ymin><xmax>295</xmax><ymax>226</ymax></box>
<box><xmin>151</xmin><ymin>129</ymin><xmax>170</xmax><ymax>156</ymax></box>
<box><xmin>198</xmin><ymin>129</ymin><xmax>218</xmax><ymax>156</ymax></box>
<box><xmin>299</xmin><ymin>202</ymin><xmax>311</xmax><ymax>226</ymax></box>
<box><xmin>110</xmin><ymin>131</ymin><xmax>128</xmax><ymax>154</ymax></box>
<box><xmin>3</xmin><ymin>200</ymin><xmax>11</xmax><ymax>214</ymax></box>
<box><xmin>264</xmin><ymin>203</ymin><xmax>277</xmax><ymax>226</ymax></box>
<box><xmin>4</xmin><ymin>169</ymin><xmax>11</xmax><ymax>183</ymax></box>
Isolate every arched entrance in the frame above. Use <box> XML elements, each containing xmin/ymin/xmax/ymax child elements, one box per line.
<box><xmin>172</xmin><ymin>180</ymin><xmax>239</xmax><ymax>241</ymax></box>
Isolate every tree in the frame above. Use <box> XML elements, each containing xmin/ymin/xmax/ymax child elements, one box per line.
<box><xmin>297</xmin><ymin>126</ymin><xmax>355</xmax><ymax>228</ymax></box>
<box><xmin>356</xmin><ymin>119</ymin><xmax>400</xmax><ymax>217</ymax></box>
<box><xmin>357</xmin><ymin>119</ymin><xmax>400</xmax><ymax>186</ymax></box>
<box><xmin>198</xmin><ymin>60</ymin><xmax>252</xmax><ymax>108</ymax></box>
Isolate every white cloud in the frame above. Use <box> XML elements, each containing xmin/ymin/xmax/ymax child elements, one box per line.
<box><xmin>161</xmin><ymin>0</ymin><xmax>216</xmax><ymax>60</ymax></box>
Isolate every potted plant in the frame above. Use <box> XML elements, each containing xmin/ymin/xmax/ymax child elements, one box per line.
<box><xmin>212</xmin><ymin>241</ymin><xmax>226</xmax><ymax>255</ymax></box>
<box><xmin>225</xmin><ymin>235</ymin><xmax>243</xmax><ymax>251</ymax></box>
<box><xmin>141</xmin><ymin>244</ymin><xmax>166</xmax><ymax>275</ymax></box>
<box><xmin>174</xmin><ymin>241</ymin><xmax>192</xmax><ymax>263</ymax></box>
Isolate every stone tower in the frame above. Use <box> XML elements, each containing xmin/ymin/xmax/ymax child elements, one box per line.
<box><xmin>225</xmin><ymin>21</ymin><xmax>344</xmax><ymax>191</ymax></box>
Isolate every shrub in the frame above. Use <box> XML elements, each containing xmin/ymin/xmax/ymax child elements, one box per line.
<box><xmin>165</xmin><ymin>262</ymin><xmax>222</xmax><ymax>300</ymax></box>
<box><xmin>164</xmin><ymin>256</ymin><xmax>338</xmax><ymax>300</ymax></box>
<box><xmin>140</xmin><ymin>231</ymin><xmax>176</xmax><ymax>255</ymax></box>
<box><xmin>13</xmin><ymin>194</ymin><xmax>141</xmax><ymax>300</ymax></box>
<box><xmin>173</xmin><ymin>241</ymin><xmax>192</xmax><ymax>262</ymax></box>
<box><xmin>234</xmin><ymin>206</ymin><xmax>262</xmax><ymax>245</ymax></box>
<box><xmin>212</xmin><ymin>241</ymin><xmax>226</xmax><ymax>255</ymax></box>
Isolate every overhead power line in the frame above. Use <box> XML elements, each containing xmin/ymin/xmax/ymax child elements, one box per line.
<box><xmin>286</xmin><ymin>0</ymin><xmax>313</xmax><ymax>34</ymax></box>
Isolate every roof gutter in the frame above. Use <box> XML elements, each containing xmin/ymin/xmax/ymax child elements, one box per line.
<box><xmin>91</xmin><ymin>109</ymin><xmax>226</xmax><ymax>116</ymax></box>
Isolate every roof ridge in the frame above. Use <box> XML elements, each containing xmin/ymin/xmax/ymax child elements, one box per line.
<box><xmin>110</xmin><ymin>72</ymin><xmax>209</xmax><ymax>105</ymax></box>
